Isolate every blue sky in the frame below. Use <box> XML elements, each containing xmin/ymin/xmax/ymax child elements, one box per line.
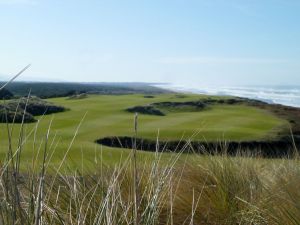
<box><xmin>0</xmin><ymin>0</ymin><xmax>299</xmax><ymax>86</ymax></box>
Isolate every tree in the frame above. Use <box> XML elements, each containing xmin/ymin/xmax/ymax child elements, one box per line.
<box><xmin>0</xmin><ymin>88</ymin><xmax>14</xmax><ymax>99</ymax></box>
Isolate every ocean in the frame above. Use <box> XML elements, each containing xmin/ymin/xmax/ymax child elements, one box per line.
<box><xmin>156</xmin><ymin>84</ymin><xmax>300</xmax><ymax>108</ymax></box>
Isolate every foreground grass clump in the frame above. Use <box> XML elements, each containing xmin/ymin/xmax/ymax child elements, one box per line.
<box><xmin>1</xmin><ymin>120</ymin><xmax>300</xmax><ymax>225</ymax></box>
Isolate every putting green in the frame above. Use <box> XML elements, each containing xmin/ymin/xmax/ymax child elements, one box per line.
<box><xmin>0</xmin><ymin>94</ymin><xmax>289</xmax><ymax>168</ymax></box>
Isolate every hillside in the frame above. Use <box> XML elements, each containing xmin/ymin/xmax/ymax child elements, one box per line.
<box><xmin>0</xmin><ymin>93</ymin><xmax>295</xmax><ymax>168</ymax></box>
<box><xmin>0</xmin><ymin>82</ymin><xmax>170</xmax><ymax>98</ymax></box>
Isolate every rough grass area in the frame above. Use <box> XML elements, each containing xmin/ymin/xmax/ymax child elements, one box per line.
<box><xmin>0</xmin><ymin>94</ymin><xmax>289</xmax><ymax>168</ymax></box>
<box><xmin>152</xmin><ymin>100</ymin><xmax>207</xmax><ymax>113</ymax></box>
<box><xmin>0</xmin><ymin>96</ymin><xmax>66</xmax><ymax>123</ymax></box>
<box><xmin>126</xmin><ymin>105</ymin><xmax>165</xmax><ymax>116</ymax></box>
<box><xmin>2</xmin><ymin>140</ymin><xmax>300</xmax><ymax>224</ymax></box>
<box><xmin>126</xmin><ymin>100</ymin><xmax>208</xmax><ymax>116</ymax></box>
<box><xmin>67</xmin><ymin>93</ymin><xmax>89</xmax><ymax>100</ymax></box>
<box><xmin>96</xmin><ymin>135</ymin><xmax>299</xmax><ymax>157</ymax></box>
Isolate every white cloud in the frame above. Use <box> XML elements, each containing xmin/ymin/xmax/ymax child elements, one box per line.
<box><xmin>157</xmin><ymin>57</ymin><xmax>290</xmax><ymax>65</ymax></box>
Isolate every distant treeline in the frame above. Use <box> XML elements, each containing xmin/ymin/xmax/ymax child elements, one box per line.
<box><xmin>0</xmin><ymin>82</ymin><xmax>170</xmax><ymax>99</ymax></box>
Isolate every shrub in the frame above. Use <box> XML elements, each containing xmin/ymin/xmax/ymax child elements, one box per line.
<box><xmin>126</xmin><ymin>106</ymin><xmax>165</xmax><ymax>116</ymax></box>
<box><xmin>0</xmin><ymin>96</ymin><xmax>67</xmax><ymax>123</ymax></box>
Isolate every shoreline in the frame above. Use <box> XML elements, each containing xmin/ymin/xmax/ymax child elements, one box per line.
<box><xmin>154</xmin><ymin>84</ymin><xmax>300</xmax><ymax>108</ymax></box>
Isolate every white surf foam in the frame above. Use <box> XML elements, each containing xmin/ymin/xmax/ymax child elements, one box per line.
<box><xmin>155</xmin><ymin>84</ymin><xmax>300</xmax><ymax>108</ymax></box>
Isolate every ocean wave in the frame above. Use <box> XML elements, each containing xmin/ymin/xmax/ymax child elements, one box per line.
<box><xmin>155</xmin><ymin>84</ymin><xmax>300</xmax><ymax>108</ymax></box>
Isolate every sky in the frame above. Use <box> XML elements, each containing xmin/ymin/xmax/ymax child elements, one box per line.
<box><xmin>0</xmin><ymin>0</ymin><xmax>299</xmax><ymax>86</ymax></box>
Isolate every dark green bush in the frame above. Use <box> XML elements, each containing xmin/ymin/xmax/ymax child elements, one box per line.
<box><xmin>126</xmin><ymin>106</ymin><xmax>165</xmax><ymax>116</ymax></box>
<box><xmin>0</xmin><ymin>96</ymin><xmax>67</xmax><ymax>123</ymax></box>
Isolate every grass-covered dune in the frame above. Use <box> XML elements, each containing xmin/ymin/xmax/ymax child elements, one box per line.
<box><xmin>0</xmin><ymin>96</ymin><xmax>67</xmax><ymax>123</ymax></box>
<box><xmin>0</xmin><ymin>93</ymin><xmax>292</xmax><ymax>168</ymax></box>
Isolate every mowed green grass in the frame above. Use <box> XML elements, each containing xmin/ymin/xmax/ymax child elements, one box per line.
<box><xmin>0</xmin><ymin>94</ymin><xmax>289</xmax><ymax>168</ymax></box>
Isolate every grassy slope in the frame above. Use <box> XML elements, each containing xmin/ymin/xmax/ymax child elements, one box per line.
<box><xmin>0</xmin><ymin>94</ymin><xmax>289</xmax><ymax>168</ymax></box>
